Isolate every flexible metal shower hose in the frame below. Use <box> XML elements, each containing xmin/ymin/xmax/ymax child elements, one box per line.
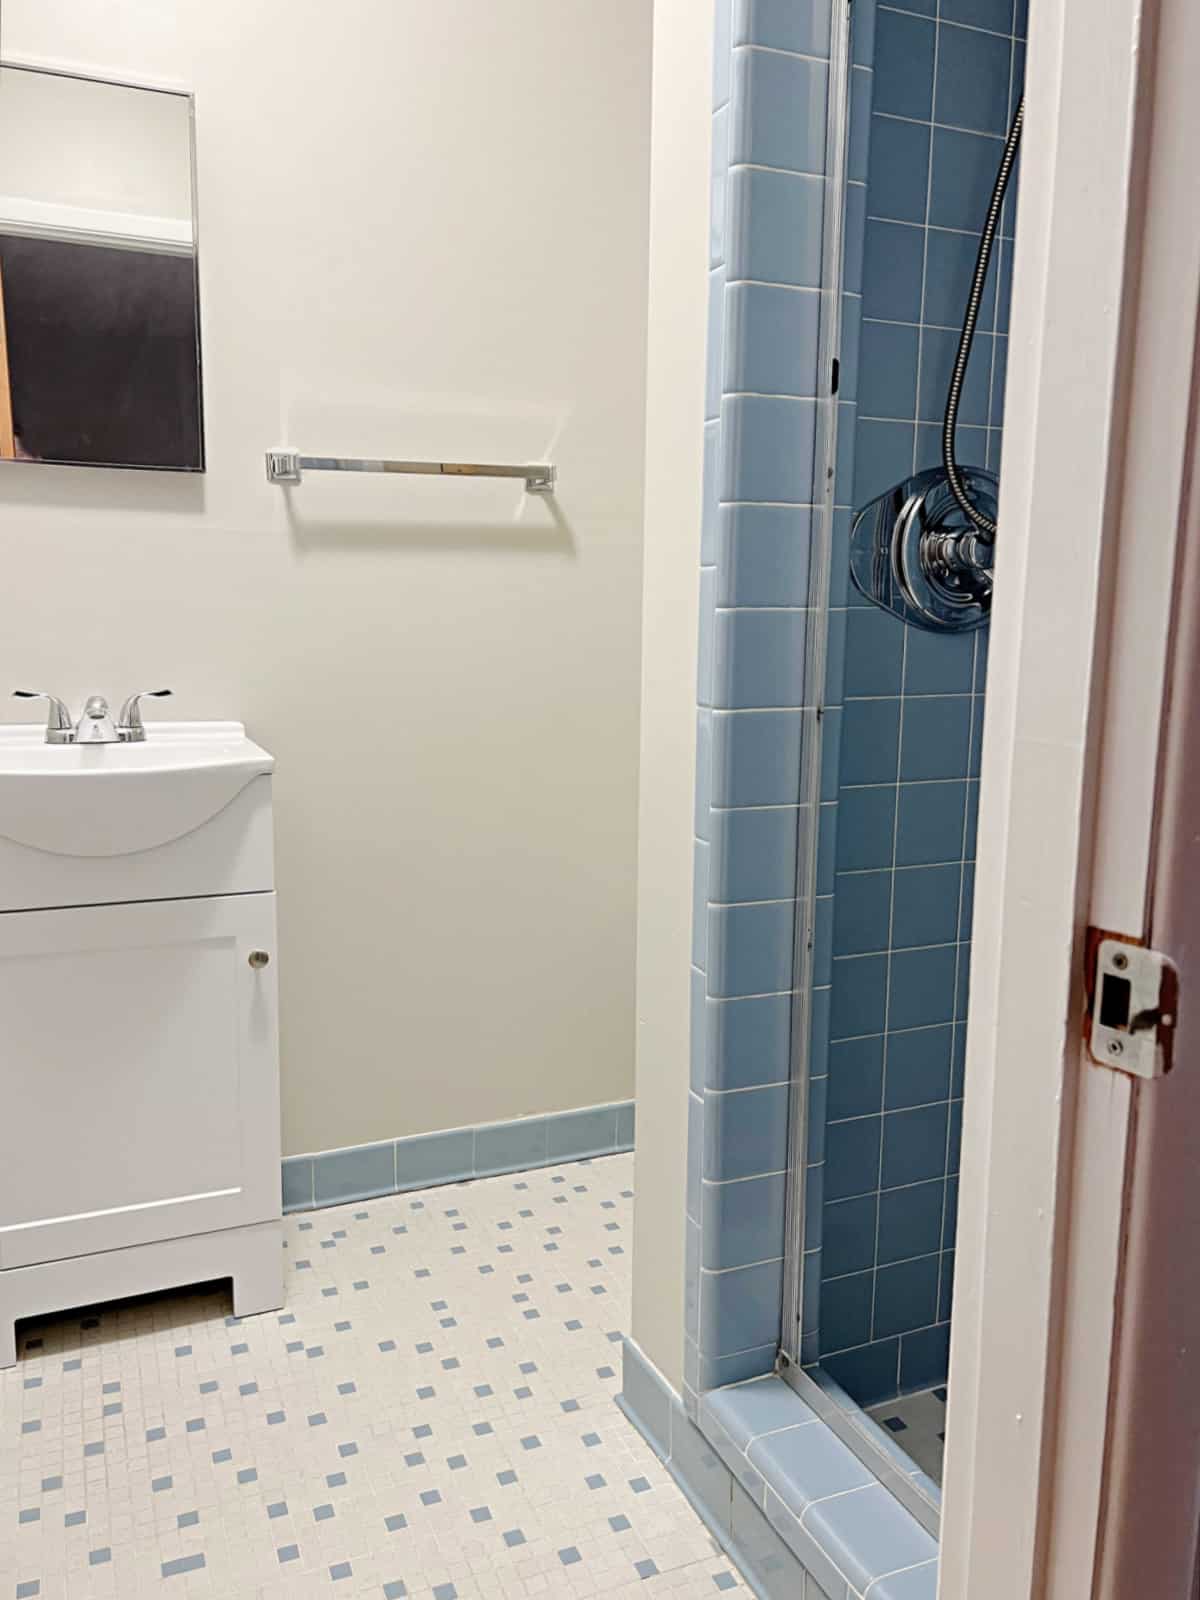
<box><xmin>942</xmin><ymin>96</ymin><xmax>1025</xmax><ymax>537</ymax></box>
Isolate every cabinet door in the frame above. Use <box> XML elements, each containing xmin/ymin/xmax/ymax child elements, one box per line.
<box><xmin>0</xmin><ymin>893</ymin><xmax>280</xmax><ymax>1269</ymax></box>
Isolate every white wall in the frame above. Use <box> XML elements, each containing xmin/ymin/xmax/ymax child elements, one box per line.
<box><xmin>0</xmin><ymin>0</ymin><xmax>651</xmax><ymax>1156</ymax></box>
<box><xmin>629</xmin><ymin>0</ymin><xmax>713</xmax><ymax>1392</ymax></box>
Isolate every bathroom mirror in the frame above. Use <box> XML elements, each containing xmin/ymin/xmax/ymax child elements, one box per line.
<box><xmin>0</xmin><ymin>63</ymin><xmax>203</xmax><ymax>472</ymax></box>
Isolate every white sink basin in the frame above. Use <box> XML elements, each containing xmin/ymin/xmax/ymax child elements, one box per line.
<box><xmin>0</xmin><ymin>721</ymin><xmax>274</xmax><ymax>857</ymax></box>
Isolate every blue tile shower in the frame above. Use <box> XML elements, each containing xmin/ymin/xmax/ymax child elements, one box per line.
<box><xmin>815</xmin><ymin>0</ymin><xmax>1025</xmax><ymax>1412</ymax></box>
<box><xmin>684</xmin><ymin>0</ymin><xmax>1026</xmax><ymax>1513</ymax></box>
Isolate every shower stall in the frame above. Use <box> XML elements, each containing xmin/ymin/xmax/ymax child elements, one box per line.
<box><xmin>776</xmin><ymin>0</ymin><xmax>1028</xmax><ymax>1510</ymax></box>
<box><xmin>644</xmin><ymin>0</ymin><xmax>1200</xmax><ymax>1586</ymax></box>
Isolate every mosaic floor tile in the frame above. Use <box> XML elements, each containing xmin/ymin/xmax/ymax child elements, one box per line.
<box><xmin>2</xmin><ymin>1155</ymin><xmax>749</xmax><ymax>1598</ymax></box>
<box><xmin>866</xmin><ymin>1384</ymin><xmax>947</xmax><ymax>1483</ymax></box>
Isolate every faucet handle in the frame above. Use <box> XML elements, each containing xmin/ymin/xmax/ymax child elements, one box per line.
<box><xmin>12</xmin><ymin>690</ymin><xmax>75</xmax><ymax>744</ymax></box>
<box><xmin>117</xmin><ymin>688</ymin><xmax>172</xmax><ymax>742</ymax></box>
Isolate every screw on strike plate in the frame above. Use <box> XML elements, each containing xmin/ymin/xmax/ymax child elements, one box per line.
<box><xmin>1107</xmin><ymin>1038</ymin><xmax>1124</xmax><ymax>1056</ymax></box>
<box><xmin>1112</xmin><ymin>951</ymin><xmax>1129</xmax><ymax>971</ymax></box>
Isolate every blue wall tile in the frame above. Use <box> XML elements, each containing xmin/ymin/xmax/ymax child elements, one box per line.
<box><xmin>866</xmin><ymin>117</ymin><xmax>931</xmax><ymax>224</ymax></box>
<box><xmin>694</xmin><ymin>839</ymin><xmax>711</xmax><ymax>970</ymax></box>
<box><xmin>832</xmin><ymin>870</ymin><xmax>891</xmax><ymax>956</ymax></box>
<box><xmin>733</xmin><ymin>0</ymin><xmax>834</xmax><ymax>55</ymax></box>
<box><xmin>883</xmin><ymin>1024</ymin><xmax>953</xmax><ymax>1110</ymax></box>
<box><xmin>890</xmin><ymin>863</ymin><xmax>962</xmax><ymax>948</ymax></box>
<box><xmin>732</xmin><ymin>49</ymin><xmax>829</xmax><ymax>175</ymax></box>
<box><xmin>725</xmin><ymin>283</ymin><xmax>822</xmax><ymax>398</ymax></box>
<box><xmin>700</xmin><ymin>1257</ymin><xmax>786</xmax><ymax>1357</ymax></box>
<box><xmin>880</xmin><ymin>1103</ymin><xmax>949</xmax><ymax>1189</ymax></box>
<box><xmin>713</xmin><ymin>710</ymin><xmax>805</xmax><ymax>807</ymax></box>
<box><xmin>824</xmin><ymin>1115</ymin><xmax>882</xmax><ymax>1202</ymax></box>
<box><xmin>917</xmin><ymin>325</ymin><xmax>992</xmax><ymax>426</ymax></box>
<box><xmin>708</xmin><ymin>900</ymin><xmax>797</xmax><ymax>998</ymax></box>
<box><xmin>704</xmin><ymin>1084</ymin><xmax>791</xmax><ymax>1181</ymax></box>
<box><xmin>899</xmin><ymin>1321</ymin><xmax>951</xmax><ymax>1393</ymax></box>
<box><xmin>935</xmin><ymin>21</ymin><xmax>1012</xmax><ymax>135</ymax></box>
<box><xmin>938</xmin><ymin>1250</ymin><xmax>956</xmax><ymax>1321</ymax></box>
<box><xmin>714</xmin><ymin>610</ymin><xmax>812</xmax><ymax>710</ymax></box>
<box><xmin>835</xmin><ymin>785</ymin><xmax>897</xmax><ymax>871</ymax></box>
<box><xmin>714</xmin><ymin>0</ymin><xmax>733</xmax><ymax>107</ymax></box>
<box><xmin>872</xmin><ymin>13</ymin><xmax>935</xmax><ymax>121</ymax></box>
<box><xmin>862</xmin><ymin>219</ymin><xmax>925</xmax><ymax>323</ymax></box>
<box><xmin>711</xmin><ymin>805</ymin><xmax>801</xmax><ymax>904</ymax></box>
<box><xmin>923</xmin><ymin>225</ymin><xmax>998</xmax><ymax>333</ymax></box>
<box><xmin>708</xmin><ymin>992</ymin><xmax>794</xmax><ymax>1090</ymax></box>
<box><xmin>823</xmin><ymin>1194</ymin><xmax>878</xmax><ymax>1278</ymax></box>
<box><xmin>723</xmin><ymin>395</ymin><xmax>818</xmax><ymax>503</ymax></box>
<box><xmin>929</xmin><ymin>126</ymin><xmax>1005</xmax><ymax>232</ymax></box>
<box><xmin>702</xmin><ymin>1172</ymin><xmax>788</xmax><ymax>1270</ymax></box>
<box><xmin>895</xmin><ymin>780</ymin><xmax>967</xmax><ymax>866</ymax></box>
<box><xmin>876</xmin><ymin>1181</ymin><xmax>944</xmax><ymax>1265</ymax></box>
<box><xmin>819</xmin><ymin>1270</ymin><xmax>874</xmax><ymax>1354</ymax></box>
<box><xmin>873</xmin><ymin>1255</ymin><xmax>940</xmax><ymax>1338</ymax></box>
<box><xmin>942</xmin><ymin>0</ymin><xmax>1015</xmax><ymax>29</ymax></box>
<box><xmin>887</xmin><ymin>944</ymin><xmax>957</xmax><ymax>1030</ymax></box>
<box><xmin>903</xmin><ymin>627</ymin><xmax>975</xmax><ymax>696</ymax></box>
<box><xmin>857</xmin><ymin>320</ymin><xmax>920</xmax><ymax>421</ymax></box>
<box><xmin>853</xmin><ymin>419</ymin><xmax>916</xmax><ymax>505</ymax></box>
<box><xmin>844</xmin><ymin>180</ymin><xmax>868</xmax><ymax>294</ymax></box>
<box><xmin>830</xmin><ymin>952</ymin><xmax>888</xmax><ymax>1039</ymax></box>
<box><xmin>820</xmin><ymin>1341</ymin><xmax>901</xmax><ymax>1408</ymax></box>
<box><xmin>845</xmin><ymin>607</ymin><xmax>906</xmax><ymax>699</ymax></box>
<box><xmin>838</xmin><ymin>699</ymin><xmax>901</xmax><ymax>785</ymax></box>
<box><xmin>718</xmin><ymin>506</ymin><xmax>814</xmax><ymax>607</ymax></box>
<box><xmin>827</xmin><ymin>1034</ymin><xmax>885</xmax><ymax>1121</ymax></box>
<box><xmin>824</xmin><ymin>608</ymin><xmax>848</xmax><ymax>704</ymax></box>
<box><xmin>899</xmin><ymin>695</ymin><xmax>972</xmax><ymax>781</ymax></box>
<box><xmin>729</xmin><ymin>166</ymin><xmax>827</xmax><ymax>289</ymax></box>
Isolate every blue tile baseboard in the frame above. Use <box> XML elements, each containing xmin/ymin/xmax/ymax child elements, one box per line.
<box><xmin>620</xmin><ymin>1340</ymin><xmax>938</xmax><ymax>1600</ymax></box>
<box><xmin>281</xmin><ymin>1101</ymin><xmax>635</xmax><ymax>1214</ymax></box>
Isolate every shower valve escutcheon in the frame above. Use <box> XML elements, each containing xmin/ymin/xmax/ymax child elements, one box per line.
<box><xmin>849</xmin><ymin>465</ymin><xmax>997</xmax><ymax>634</ymax></box>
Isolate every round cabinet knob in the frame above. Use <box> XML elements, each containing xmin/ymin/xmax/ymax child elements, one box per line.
<box><xmin>248</xmin><ymin>950</ymin><xmax>271</xmax><ymax>969</ymax></box>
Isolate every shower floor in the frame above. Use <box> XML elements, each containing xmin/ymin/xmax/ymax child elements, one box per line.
<box><xmin>2</xmin><ymin>1153</ymin><xmax>748</xmax><ymax>1599</ymax></box>
<box><xmin>866</xmin><ymin>1386</ymin><xmax>948</xmax><ymax>1485</ymax></box>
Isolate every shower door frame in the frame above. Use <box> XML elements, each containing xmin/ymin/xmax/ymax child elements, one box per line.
<box><xmin>771</xmin><ymin>0</ymin><xmax>951</xmax><ymax>1536</ymax></box>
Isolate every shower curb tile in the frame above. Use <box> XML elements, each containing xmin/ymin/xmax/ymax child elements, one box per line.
<box><xmin>282</xmin><ymin>1101</ymin><xmax>635</xmax><ymax>1214</ymax></box>
<box><xmin>625</xmin><ymin>1350</ymin><xmax>937</xmax><ymax>1600</ymax></box>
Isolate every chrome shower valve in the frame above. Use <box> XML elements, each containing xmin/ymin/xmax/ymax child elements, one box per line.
<box><xmin>849</xmin><ymin>465</ymin><xmax>997</xmax><ymax>634</ymax></box>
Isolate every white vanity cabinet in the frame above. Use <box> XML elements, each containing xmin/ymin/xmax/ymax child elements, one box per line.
<box><xmin>0</xmin><ymin>722</ymin><xmax>284</xmax><ymax>1367</ymax></box>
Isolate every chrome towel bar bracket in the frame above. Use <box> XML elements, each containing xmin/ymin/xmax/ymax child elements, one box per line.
<box><xmin>264</xmin><ymin>451</ymin><xmax>556</xmax><ymax>494</ymax></box>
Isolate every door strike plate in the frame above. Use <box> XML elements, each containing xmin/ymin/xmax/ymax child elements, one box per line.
<box><xmin>1087</xmin><ymin>935</ymin><xmax>1178</xmax><ymax>1080</ymax></box>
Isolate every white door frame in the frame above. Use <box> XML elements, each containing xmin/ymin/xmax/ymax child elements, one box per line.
<box><xmin>939</xmin><ymin>0</ymin><xmax>1200</xmax><ymax>1593</ymax></box>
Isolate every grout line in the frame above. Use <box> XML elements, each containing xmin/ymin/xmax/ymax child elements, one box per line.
<box><xmin>873</xmin><ymin>108</ymin><xmax>1005</xmax><ymax>142</ymax></box>
<box><xmin>879</xmin><ymin>1</ymin><xmax>1023</xmax><ymax>42</ymax></box>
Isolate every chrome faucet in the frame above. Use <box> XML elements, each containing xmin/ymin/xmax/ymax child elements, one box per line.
<box><xmin>75</xmin><ymin>695</ymin><xmax>121</xmax><ymax>744</ymax></box>
<box><xmin>12</xmin><ymin>688</ymin><xmax>172</xmax><ymax>744</ymax></box>
<box><xmin>116</xmin><ymin>689</ymin><xmax>173</xmax><ymax>742</ymax></box>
